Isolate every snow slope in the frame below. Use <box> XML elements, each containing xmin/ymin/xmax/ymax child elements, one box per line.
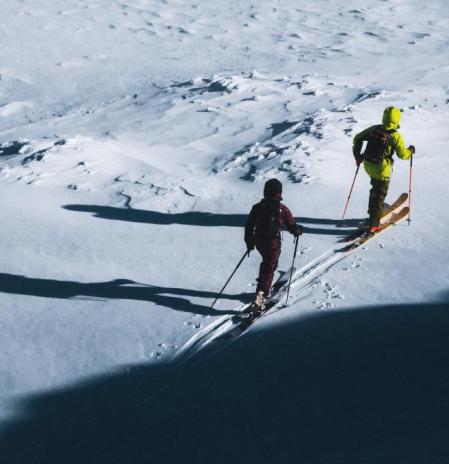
<box><xmin>1</xmin><ymin>0</ymin><xmax>449</xmax><ymax>461</ymax></box>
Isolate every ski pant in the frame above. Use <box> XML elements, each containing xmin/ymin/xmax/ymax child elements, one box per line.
<box><xmin>256</xmin><ymin>239</ymin><xmax>281</xmax><ymax>295</ymax></box>
<box><xmin>368</xmin><ymin>178</ymin><xmax>390</xmax><ymax>227</ymax></box>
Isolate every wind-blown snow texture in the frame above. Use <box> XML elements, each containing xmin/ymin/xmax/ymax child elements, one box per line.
<box><xmin>1</xmin><ymin>1</ymin><xmax>449</xmax><ymax>462</ymax></box>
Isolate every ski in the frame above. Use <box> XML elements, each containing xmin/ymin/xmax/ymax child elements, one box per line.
<box><xmin>340</xmin><ymin>192</ymin><xmax>408</xmax><ymax>243</ymax></box>
<box><xmin>380</xmin><ymin>192</ymin><xmax>408</xmax><ymax>224</ymax></box>
<box><xmin>340</xmin><ymin>206</ymin><xmax>409</xmax><ymax>252</ymax></box>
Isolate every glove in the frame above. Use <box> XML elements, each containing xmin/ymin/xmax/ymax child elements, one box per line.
<box><xmin>355</xmin><ymin>156</ymin><xmax>364</xmax><ymax>167</ymax></box>
<box><xmin>294</xmin><ymin>225</ymin><xmax>304</xmax><ymax>237</ymax></box>
<box><xmin>408</xmin><ymin>145</ymin><xmax>415</xmax><ymax>154</ymax></box>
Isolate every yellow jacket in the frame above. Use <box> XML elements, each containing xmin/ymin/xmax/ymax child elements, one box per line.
<box><xmin>353</xmin><ymin>107</ymin><xmax>412</xmax><ymax>181</ymax></box>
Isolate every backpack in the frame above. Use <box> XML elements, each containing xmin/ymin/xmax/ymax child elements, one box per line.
<box><xmin>256</xmin><ymin>200</ymin><xmax>281</xmax><ymax>241</ymax></box>
<box><xmin>363</xmin><ymin>125</ymin><xmax>395</xmax><ymax>164</ymax></box>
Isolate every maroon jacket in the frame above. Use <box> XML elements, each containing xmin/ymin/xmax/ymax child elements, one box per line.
<box><xmin>245</xmin><ymin>198</ymin><xmax>301</xmax><ymax>248</ymax></box>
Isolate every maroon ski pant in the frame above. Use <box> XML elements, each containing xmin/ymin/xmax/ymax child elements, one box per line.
<box><xmin>256</xmin><ymin>239</ymin><xmax>282</xmax><ymax>295</ymax></box>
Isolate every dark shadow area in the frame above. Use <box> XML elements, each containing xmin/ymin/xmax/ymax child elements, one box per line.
<box><xmin>21</xmin><ymin>148</ymin><xmax>48</xmax><ymax>165</ymax></box>
<box><xmin>0</xmin><ymin>141</ymin><xmax>28</xmax><ymax>157</ymax></box>
<box><xmin>0</xmin><ymin>140</ymin><xmax>65</xmax><ymax>160</ymax></box>
<box><xmin>63</xmin><ymin>204</ymin><xmax>363</xmax><ymax>235</ymax></box>
<box><xmin>190</xmin><ymin>78</ymin><xmax>231</xmax><ymax>94</ymax></box>
<box><xmin>301</xmin><ymin>225</ymin><xmax>355</xmax><ymax>236</ymax></box>
<box><xmin>2</xmin><ymin>301</ymin><xmax>449</xmax><ymax>463</ymax></box>
<box><xmin>64</xmin><ymin>204</ymin><xmax>246</xmax><ymax>226</ymax></box>
<box><xmin>0</xmin><ymin>273</ymin><xmax>245</xmax><ymax>316</ymax></box>
<box><xmin>269</xmin><ymin>120</ymin><xmax>299</xmax><ymax>137</ymax></box>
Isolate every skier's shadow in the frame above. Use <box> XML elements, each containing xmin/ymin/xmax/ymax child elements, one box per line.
<box><xmin>0</xmin><ymin>273</ymin><xmax>246</xmax><ymax>316</ymax></box>
<box><xmin>63</xmin><ymin>204</ymin><xmax>363</xmax><ymax>235</ymax></box>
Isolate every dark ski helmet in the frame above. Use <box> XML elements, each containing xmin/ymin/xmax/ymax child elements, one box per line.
<box><xmin>263</xmin><ymin>178</ymin><xmax>283</xmax><ymax>199</ymax></box>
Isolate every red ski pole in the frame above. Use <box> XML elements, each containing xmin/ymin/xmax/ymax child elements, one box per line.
<box><xmin>408</xmin><ymin>153</ymin><xmax>413</xmax><ymax>224</ymax></box>
<box><xmin>341</xmin><ymin>164</ymin><xmax>360</xmax><ymax>221</ymax></box>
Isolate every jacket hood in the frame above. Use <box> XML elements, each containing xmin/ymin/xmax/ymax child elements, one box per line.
<box><xmin>382</xmin><ymin>106</ymin><xmax>401</xmax><ymax>130</ymax></box>
<box><xmin>263</xmin><ymin>178</ymin><xmax>283</xmax><ymax>200</ymax></box>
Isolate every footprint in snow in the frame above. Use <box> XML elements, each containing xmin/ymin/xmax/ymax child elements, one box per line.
<box><xmin>312</xmin><ymin>280</ymin><xmax>343</xmax><ymax>309</ymax></box>
<box><xmin>313</xmin><ymin>299</ymin><xmax>336</xmax><ymax>310</ymax></box>
<box><xmin>184</xmin><ymin>321</ymin><xmax>202</xmax><ymax>329</ymax></box>
<box><xmin>299</xmin><ymin>245</ymin><xmax>311</xmax><ymax>256</ymax></box>
<box><xmin>150</xmin><ymin>342</ymin><xmax>177</xmax><ymax>359</ymax></box>
<box><xmin>323</xmin><ymin>282</ymin><xmax>343</xmax><ymax>300</ymax></box>
<box><xmin>343</xmin><ymin>256</ymin><xmax>362</xmax><ymax>271</ymax></box>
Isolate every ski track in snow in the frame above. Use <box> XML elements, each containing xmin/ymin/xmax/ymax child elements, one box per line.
<box><xmin>175</xmin><ymin>241</ymin><xmax>363</xmax><ymax>364</ymax></box>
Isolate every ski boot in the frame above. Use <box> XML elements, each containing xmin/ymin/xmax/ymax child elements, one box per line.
<box><xmin>251</xmin><ymin>290</ymin><xmax>267</xmax><ymax>316</ymax></box>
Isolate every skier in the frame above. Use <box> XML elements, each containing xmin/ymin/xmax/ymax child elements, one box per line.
<box><xmin>244</xmin><ymin>179</ymin><xmax>303</xmax><ymax>313</ymax></box>
<box><xmin>352</xmin><ymin>106</ymin><xmax>415</xmax><ymax>233</ymax></box>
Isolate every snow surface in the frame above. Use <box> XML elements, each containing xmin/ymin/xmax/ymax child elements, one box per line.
<box><xmin>1</xmin><ymin>0</ymin><xmax>449</xmax><ymax>462</ymax></box>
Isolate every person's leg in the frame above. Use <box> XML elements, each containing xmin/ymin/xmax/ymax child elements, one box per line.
<box><xmin>368</xmin><ymin>179</ymin><xmax>390</xmax><ymax>227</ymax></box>
<box><xmin>368</xmin><ymin>178</ymin><xmax>378</xmax><ymax>225</ymax></box>
<box><xmin>378</xmin><ymin>180</ymin><xmax>390</xmax><ymax>220</ymax></box>
<box><xmin>256</xmin><ymin>240</ymin><xmax>281</xmax><ymax>295</ymax></box>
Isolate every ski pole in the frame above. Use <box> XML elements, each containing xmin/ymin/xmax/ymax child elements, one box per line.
<box><xmin>285</xmin><ymin>235</ymin><xmax>299</xmax><ymax>305</ymax></box>
<box><xmin>408</xmin><ymin>154</ymin><xmax>413</xmax><ymax>224</ymax></box>
<box><xmin>210</xmin><ymin>250</ymin><xmax>250</xmax><ymax>309</ymax></box>
<box><xmin>341</xmin><ymin>164</ymin><xmax>361</xmax><ymax>221</ymax></box>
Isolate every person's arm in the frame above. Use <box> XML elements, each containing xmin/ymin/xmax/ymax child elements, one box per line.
<box><xmin>244</xmin><ymin>205</ymin><xmax>258</xmax><ymax>250</ymax></box>
<box><xmin>352</xmin><ymin>126</ymin><xmax>374</xmax><ymax>163</ymax></box>
<box><xmin>393</xmin><ymin>132</ymin><xmax>414</xmax><ymax>160</ymax></box>
<box><xmin>281</xmin><ymin>205</ymin><xmax>303</xmax><ymax>236</ymax></box>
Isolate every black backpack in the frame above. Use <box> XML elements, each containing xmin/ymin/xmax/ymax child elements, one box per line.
<box><xmin>256</xmin><ymin>200</ymin><xmax>281</xmax><ymax>240</ymax></box>
<box><xmin>363</xmin><ymin>125</ymin><xmax>395</xmax><ymax>164</ymax></box>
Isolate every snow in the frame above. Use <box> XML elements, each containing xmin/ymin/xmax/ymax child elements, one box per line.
<box><xmin>1</xmin><ymin>0</ymin><xmax>449</xmax><ymax>462</ymax></box>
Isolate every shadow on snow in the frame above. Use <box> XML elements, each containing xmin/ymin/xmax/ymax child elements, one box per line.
<box><xmin>63</xmin><ymin>204</ymin><xmax>363</xmax><ymax>236</ymax></box>
<box><xmin>1</xmin><ymin>300</ymin><xmax>449</xmax><ymax>463</ymax></box>
<box><xmin>0</xmin><ymin>273</ymin><xmax>245</xmax><ymax>316</ymax></box>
